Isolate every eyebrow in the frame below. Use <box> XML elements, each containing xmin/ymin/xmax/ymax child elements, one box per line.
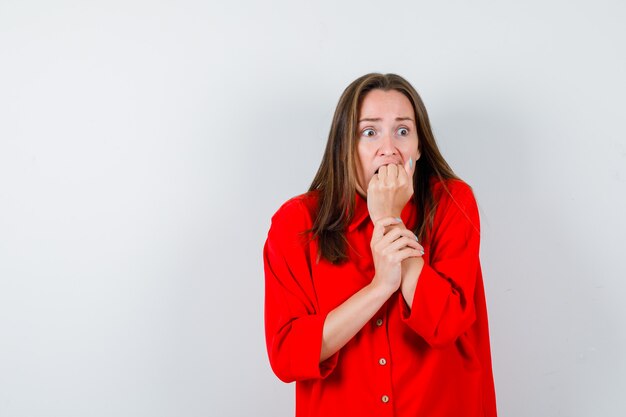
<box><xmin>359</xmin><ymin>117</ymin><xmax>415</xmax><ymax>123</ymax></box>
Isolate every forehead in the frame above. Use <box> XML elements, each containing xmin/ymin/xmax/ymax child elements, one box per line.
<box><xmin>359</xmin><ymin>89</ymin><xmax>414</xmax><ymax>120</ymax></box>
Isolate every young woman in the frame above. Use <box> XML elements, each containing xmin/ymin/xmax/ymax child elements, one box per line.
<box><xmin>263</xmin><ymin>73</ymin><xmax>497</xmax><ymax>417</ymax></box>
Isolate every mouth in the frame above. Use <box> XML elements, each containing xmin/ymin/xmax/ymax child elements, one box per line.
<box><xmin>374</xmin><ymin>161</ymin><xmax>402</xmax><ymax>175</ymax></box>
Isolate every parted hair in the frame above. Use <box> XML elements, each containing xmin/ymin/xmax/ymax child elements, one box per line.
<box><xmin>309</xmin><ymin>73</ymin><xmax>458</xmax><ymax>264</ymax></box>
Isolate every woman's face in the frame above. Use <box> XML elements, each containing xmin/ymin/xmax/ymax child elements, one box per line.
<box><xmin>355</xmin><ymin>89</ymin><xmax>420</xmax><ymax>195</ymax></box>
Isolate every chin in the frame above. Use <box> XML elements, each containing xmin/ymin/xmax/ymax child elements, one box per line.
<box><xmin>355</xmin><ymin>180</ymin><xmax>367</xmax><ymax>197</ymax></box>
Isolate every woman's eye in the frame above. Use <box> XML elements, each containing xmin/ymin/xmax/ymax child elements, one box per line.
<box><xmin>397</xmin><ymin>127</ymin><xmax>409</xmax><ymax>136</ymax></box>
<box><xmin>362</xmin><ymin>129</ymin><xmax>375</xmax><ymax>137</ymax></box>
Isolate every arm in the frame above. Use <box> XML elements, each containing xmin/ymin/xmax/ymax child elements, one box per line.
<box><xmin>399</xmin><ymin>182</ymin><xmax>482</xmax><ymax>348</ymax></box>
<box><xmin>319</xmin><ymin>217</ymin><xmax>421</xmax><ymax>362</ymax></box>
<box><xmin>264</xmin><ymin>202</ymin><xmax>422</xmax><ymax>382</ymax></box>
<box><xmin>366</xmin><ymin>161</ymin><xmax>426</xmax><ymax>311</ymax></box>
<box><xmin>400</xmin><ymin>255</ymin><xmax>424</xmax><ymax>307</ymax></box>
<box><xmin>319</xmin><ymin>280</ymin><xmax>392</xmax><ymax>362</ymax></box>
<box><xmin>264</xmin><ymin>199</ymin><xmax>332</xmax><ymax>383</ymax></box>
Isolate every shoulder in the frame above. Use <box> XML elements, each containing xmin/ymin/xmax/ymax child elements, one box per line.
<box><xmin>266</xmin><ymin>192</ymin><xmax>319</xmax><ymax>258</ymax></box>
<box><xmin>431</xmin><ymin>177</ymin><xmax>476</xmax><ymax>207</ymax></box>
<box><xmin>271</xmin><ymin>191</ymin><xmax>318</xmax><ymax>224</ymax></box>
<box><xmin>430</xmin><ymin>177</ymin><xmax>480</xmax><ymax>230</ymax></box>
<box><xmin>268</xmin><ymin>191</ymin><xmax>319</xmax><ymax>238</ymax></box>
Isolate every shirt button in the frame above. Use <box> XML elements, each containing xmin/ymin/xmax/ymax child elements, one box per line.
<box><xmin>378</xmin><ymin>358</ymin><xmax>387</xmax><ymax>366</ymax></box>
<box><xmin>376</xmin><ymin>318</ymin><xmax>383</xmax><ymax>327</ymax></box>
<box><xmin>381</xmin><ymin>395</ymin><xmax>390</xmax><ymax>403</ymax></box>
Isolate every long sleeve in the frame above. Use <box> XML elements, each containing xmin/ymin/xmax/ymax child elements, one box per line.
<box><xmin>264</xmin><ymin>188</ymin><xmax>496</xmax><ymax>416</ymax></box>
<box><xmin>263</xmin><ymin>197</ymin><xmax>339</xmax><ymax>383</ymax></box>
<box><xmin>400</xmin><ymin>181</ymin><xmax>481</xmax><ymax>348</ymax></box>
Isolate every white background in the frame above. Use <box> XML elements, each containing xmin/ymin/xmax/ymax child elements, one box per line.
<box><xmin>1</xmin><ymin>1</ymin><xmax>625</xmax><ymax>416</ymax></box>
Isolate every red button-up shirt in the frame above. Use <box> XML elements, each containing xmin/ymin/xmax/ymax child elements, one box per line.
<box><xmin>264</xmin><ymin>179</ymin><xmax>497</xmax><ymax>417</ymax></box>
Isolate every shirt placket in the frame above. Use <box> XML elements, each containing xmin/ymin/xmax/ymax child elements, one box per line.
<box><xmin>372</xmin><ymin>304</ymin><xmax>394</xmax><ymax>416</ymax></box>
<box><xmin>359</xmin><ymin>221</ymin><xmax>396</xmax><ymax>416</ymax></box>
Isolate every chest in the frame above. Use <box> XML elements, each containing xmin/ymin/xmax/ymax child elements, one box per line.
<box><xmin>310</xmin><ymin>222</ymin><xmax>432</xmax><ymax>314</ymax></box>
<box><xmin>310</xmin><ymin>225</ymin><xmax>376</xmax><ymax>313</ymax></box>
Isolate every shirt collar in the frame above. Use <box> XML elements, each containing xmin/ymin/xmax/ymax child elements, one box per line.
<box><xmin>348</xmin><ymin>193</ymin><xmax>370</xmax><ymax>232</ymax></box>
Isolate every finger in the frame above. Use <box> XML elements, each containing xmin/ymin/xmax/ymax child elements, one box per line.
<box><xmin>404</xmin><ymin>156</ymin><xmax>416</xmax><ymax>176</ymax></box>
<box><xmin>377</xmin><ymin>164</ymin><xmax>387</xmax><ymax>183</ymax></box>
<box><xmin>367</xmin><ymin>170</ymin><xmax>379</xmax><ymax>191</ymax></box>
<box><xmin>383</xmin><ymin>236</ymin><xmax>423</xmax><ymax>254</ymax></box>
<box><xmin>386</xmin><ymin>164</ymin><xmax>398</xmax><ymax>185</ymax></box>
<box><xmin>394</xmin><ymin>247</ymin><xmax>424</xmax><ymax>262</ymax></box>
<box><xmin>378</xmin><ymin>231</ymin><xmax>424</xmax><ymax>255</ymax></box>
<box><xmin>372</xmin><ymin>216</ymin><xmax>402</xmax><ymax>243</ymax></box>
<box><xmin>403</xmin><ymin>158</ymin><xmax>415</xmax><ymax>188</ymax></box>
<box><xmin>397</xmin><ymin>163</ymin><xmax>408</xmax><ymax>186</ymax></box>
<box><xmin>381</xmin><ymin>226</ymin><xmax>417</xmax><ymax>244</ymax></box>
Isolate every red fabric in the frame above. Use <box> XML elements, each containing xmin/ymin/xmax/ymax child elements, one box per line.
<box><xmin>264</xmin><ymin>179</ymin><xmax>497</xmax><ymax>417</ymax></box>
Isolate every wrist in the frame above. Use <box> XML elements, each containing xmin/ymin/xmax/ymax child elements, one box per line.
<box><xmin>370</xmin><ymin>213</ymin><xmax>402</xmax><ymax>224</ymax></box>
<box><xmin>368</xmin><ymin>278</ymin><xmax>397</xmax><ymax>300</ymax></box>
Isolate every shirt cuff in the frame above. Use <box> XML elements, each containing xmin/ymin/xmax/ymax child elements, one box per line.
<box><xmin>400</xmin><ymin>263</ymin><xmax>452</xmax><ymax>345</ymax></box>
<box><xmin>289</xmin><ymin>313</ymin><xmax>339</xmax><ymax>380</ymax></box>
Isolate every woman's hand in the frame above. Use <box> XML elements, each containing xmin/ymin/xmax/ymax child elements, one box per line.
<box><xmin>319</xmin><ymin>218</ymin><xmax>421</xmax><ymax>362</ymax></box>
<box><xmin>370</xmin><ymin>217</ymin><xmax>424</xmax><ymax>296</ymax></box>
<box><xmin>366</xmin><ymin>160</ymin><xmax>415</xmax><ymax>223</ymax></box>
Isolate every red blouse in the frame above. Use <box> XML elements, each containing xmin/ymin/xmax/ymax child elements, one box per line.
<box><xmin>264</xmin><ymin>179</ymin><xmax>497</xmax><ymax>417</ymax></box>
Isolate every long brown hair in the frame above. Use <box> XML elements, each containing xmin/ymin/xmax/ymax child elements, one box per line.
<box><xmin>309</xmin><ymin>73</ymin><xmax>458</xmax><ymax>264</ymax></box>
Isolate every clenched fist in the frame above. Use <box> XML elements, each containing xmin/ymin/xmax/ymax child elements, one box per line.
<box><xmin>367</xmin><ymin>159</ymin><xmax>415</xmax><ymax>223</ymax></box>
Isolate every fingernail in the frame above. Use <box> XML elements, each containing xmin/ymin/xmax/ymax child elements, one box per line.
<box><xmin>409</xmin><ymin>157</ymin><xmax>413</xmax><ymax>169</ymax></box>
<box><xmin>395</xmin><ymin>217</ymin><xmax>402</xmax><ymax>223</ymax></box>
<box><xmin>415</xmin><ymin>235</ymin><xmax>419</xmax><ymax>242</ymax></box>
<box><xmin>420</xmin><ymin>250</ymin><xmax>425</xmax><ymax>255</ymax></box>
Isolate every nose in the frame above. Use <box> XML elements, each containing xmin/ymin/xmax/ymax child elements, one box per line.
<box><xmin>377</xmin><ymin>132</ymin><xmax>397</xmax><ymax>156</ymax></box>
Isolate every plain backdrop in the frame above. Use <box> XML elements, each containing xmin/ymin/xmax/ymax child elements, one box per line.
<box><xmin>1</xmin><ymin>1</ymin><xmax>625</xmax><ymax>416</ymax></box>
